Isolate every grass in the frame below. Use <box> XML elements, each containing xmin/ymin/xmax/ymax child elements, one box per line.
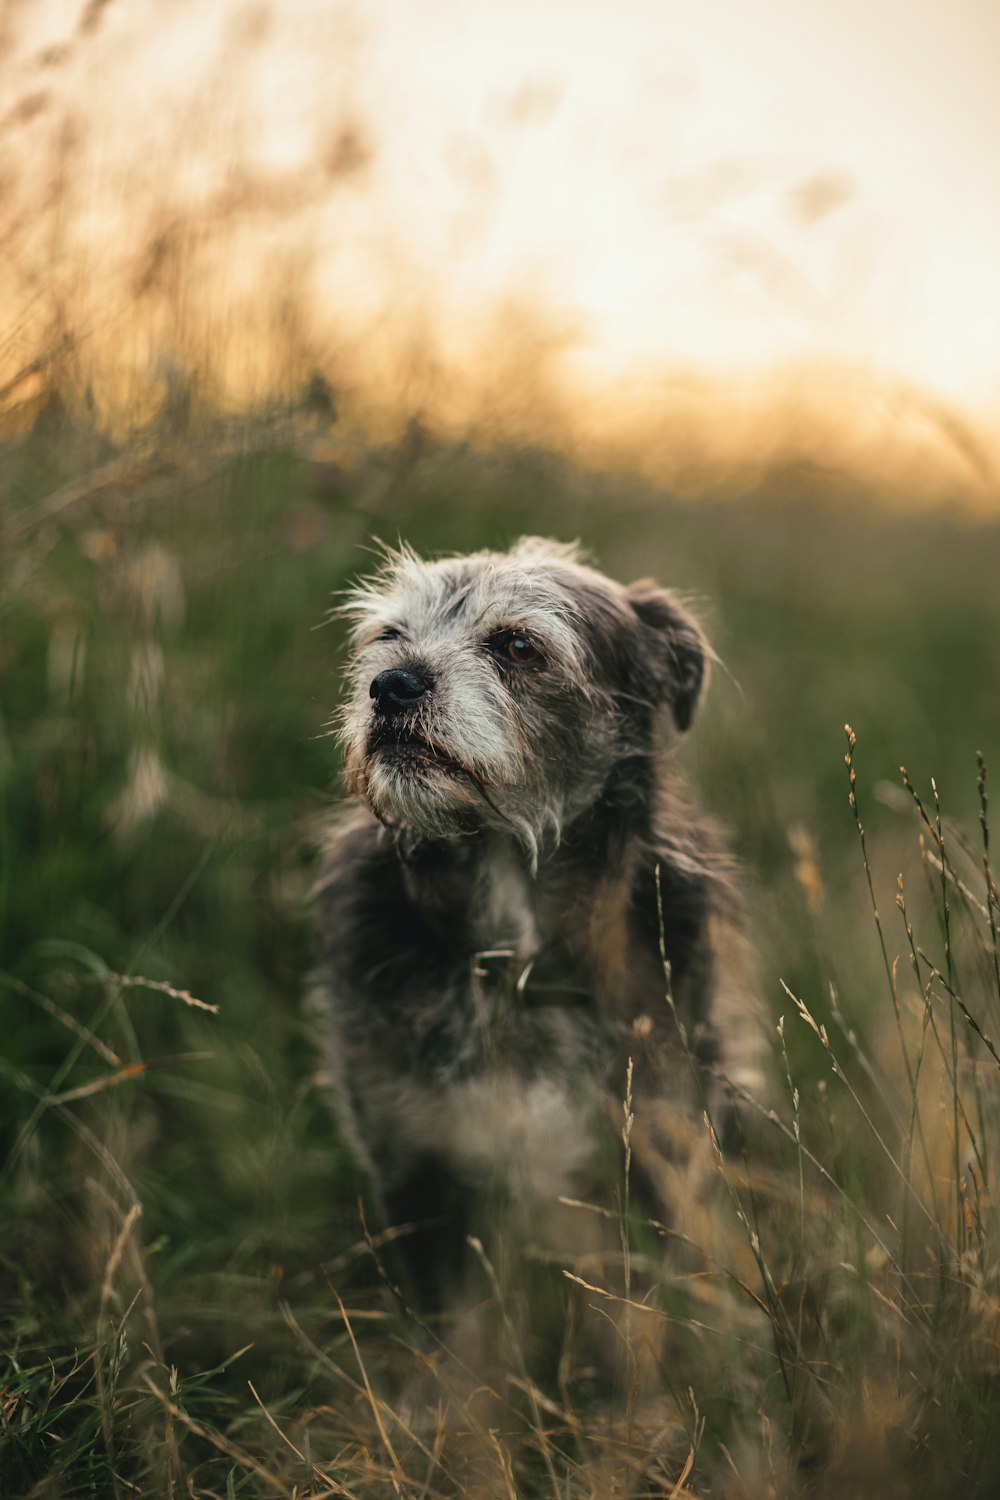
<box><xmin>2</xmin><ymin>402</ymin><xmax>1000</xmax><ymax>1496</ymax></box>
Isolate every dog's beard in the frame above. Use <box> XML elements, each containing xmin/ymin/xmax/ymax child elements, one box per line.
<box><xmin>363</xmin><ymin>734</ymin><xmax>485</xmax><ymax>834</ymax></box>
<box><xmin>345</xmin><ymin>721</ymin><xmax>564</xmax><ymax>867</ymax></box>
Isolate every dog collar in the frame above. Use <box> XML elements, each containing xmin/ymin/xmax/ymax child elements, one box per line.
<box><xmin>470</xmin><ymin>946</ymin><xmax>592</xmax><ymax>1009</ymax></box>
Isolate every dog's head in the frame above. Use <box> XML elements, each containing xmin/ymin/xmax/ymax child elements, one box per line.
<box><xmin>337</xmin><ymin>538</ymin><xmax>708</xmax><ymax>857</ymax></box>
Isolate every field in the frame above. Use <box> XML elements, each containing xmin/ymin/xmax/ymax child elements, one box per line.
<box><xmin>2</xmin><ymin>403</ymin><xmax>1000</xmax><ymax>1498</ymax></box>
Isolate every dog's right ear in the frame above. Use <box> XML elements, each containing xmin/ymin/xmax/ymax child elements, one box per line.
<box><xmin>625</xmin><ymin>583</ymin><xmax>708</xmax><ymax>732</ymax></box>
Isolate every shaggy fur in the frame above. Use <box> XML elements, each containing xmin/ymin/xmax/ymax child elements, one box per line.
<box><xmin>313</xmin><ymin>537</ymin><xmax>764</xmax><ymax>1311</ymax></box>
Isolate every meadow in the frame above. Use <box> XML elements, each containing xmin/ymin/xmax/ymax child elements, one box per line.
<box><xmin>2</xmin><ymin>396</ymin><xmax>1000</xmax><ymax>1497</ymax></box>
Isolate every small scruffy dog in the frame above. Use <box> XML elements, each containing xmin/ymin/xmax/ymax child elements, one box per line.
<box><xmin>314</xmin><ymin>538</ymin><xmax>762</xmax><ymax>1311</ymax></box>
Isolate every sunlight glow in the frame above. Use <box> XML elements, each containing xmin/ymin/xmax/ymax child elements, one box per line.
<box><xmin>2</xmin><ymin>0</ymin><xmax>999</xmax><ymax>494</ymax></box>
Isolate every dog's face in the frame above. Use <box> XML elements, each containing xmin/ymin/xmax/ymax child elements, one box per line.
<box><xmin>338</xmin><ymin>538</ymin><xmax>708</xmax><ymax>856</ymax></box>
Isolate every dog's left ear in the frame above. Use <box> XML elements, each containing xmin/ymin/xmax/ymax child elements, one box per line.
<box><xmin>625</xmin><ymin>583</ymin><xmax>708</xmax><ymax>732</ymax></box>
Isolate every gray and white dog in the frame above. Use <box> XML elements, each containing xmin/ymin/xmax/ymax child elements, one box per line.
<box><xmin>314</xmin><ymin>538</ymin><xmax>763</xmax><ymax>1309</ymax></box>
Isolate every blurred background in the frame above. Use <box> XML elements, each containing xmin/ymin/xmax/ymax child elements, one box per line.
<box><xmin>3</xmin><ymin>0</ymin><xmax>1000</xmax><ymax>490</ymax></box>
<box><xmin>2</xmin><ymin>1</ymin><xmax>1000</xmax><ymax>1494</ymax></box>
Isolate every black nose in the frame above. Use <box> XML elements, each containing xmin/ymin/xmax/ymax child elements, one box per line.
<box><xmin>370</xmin><ymin>667</ymin><xmax>433</xmax><ymax>715</ymax></box>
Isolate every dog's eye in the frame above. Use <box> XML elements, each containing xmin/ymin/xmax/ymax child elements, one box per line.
<box><xmin>506</xmin><ymin>635</ymin><xmax>539</xmax><ymax>664</ymax></box>
<box><xmin>486</xmin><ymin>628</ymin><xmax>545</xmax><ymax>669</ymax></box>
<box><xmin>491</xmin><ymin>631</ymin><xmax>542</xmax><ymax>667</ymax></box>
<box><xmin>376</xmin><ymin>626</ymin><xmax>404</xmax><ymax>642</ymax></box>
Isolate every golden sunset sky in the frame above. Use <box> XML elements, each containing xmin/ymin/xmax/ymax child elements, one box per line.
<box><xmin>4</xmin><ymin>0</ymin><xmax>998</xmax><ymax>494</ymax></box>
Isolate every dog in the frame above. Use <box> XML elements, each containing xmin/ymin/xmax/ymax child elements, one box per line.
<box><xmin>313</xmin><ymin>537</ymin><xmax>764</xmax><ymax>1324</ymax></box>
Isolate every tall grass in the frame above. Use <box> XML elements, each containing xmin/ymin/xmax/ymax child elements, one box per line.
<box><xmin>2</xmin><ymin>413</ymin><xmax>1000</xmax><ymax>1496</ymax></box>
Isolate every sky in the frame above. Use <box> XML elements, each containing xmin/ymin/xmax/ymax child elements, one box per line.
<box><xmin>2</xmin><ymin>0</ymin><xmax>998</xmax><ymax>493</ymax></box>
